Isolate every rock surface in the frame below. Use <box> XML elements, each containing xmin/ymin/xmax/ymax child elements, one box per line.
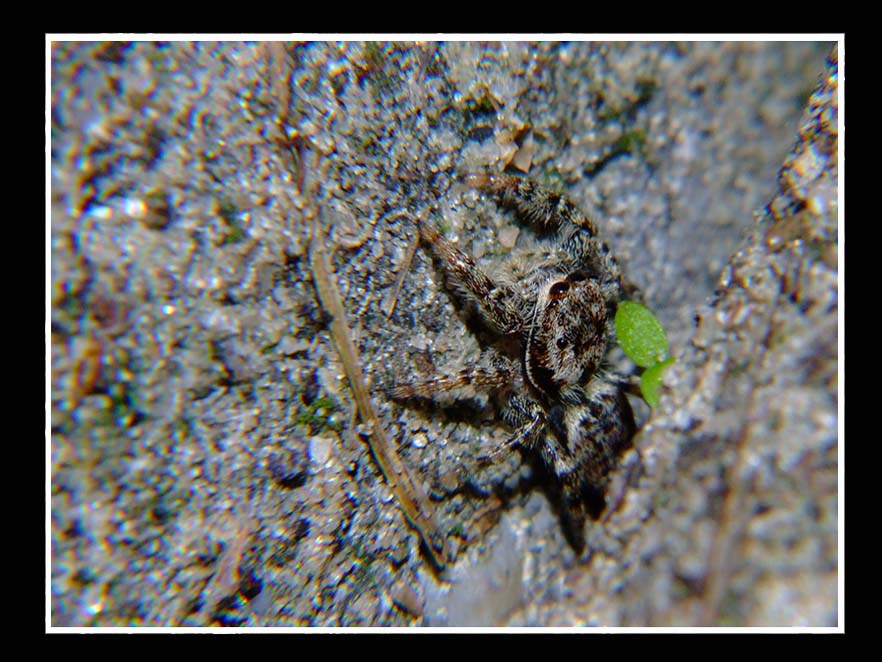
<box><xmin>50</xmin><ymin>40</ymin><xmax>837</xmax><ymax>627</ymax></box>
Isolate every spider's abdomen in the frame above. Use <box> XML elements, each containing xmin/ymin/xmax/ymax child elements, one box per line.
<box><xmin>547</xmin><ymin>382</ymin><xmax>636</xmax><ymax>552</ymax></box>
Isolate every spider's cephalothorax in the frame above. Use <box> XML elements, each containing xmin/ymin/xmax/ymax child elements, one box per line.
<box><xmin>391</xmin><ymin>173</ymin><xmax>636</xmax><ymax>554</ymax></box>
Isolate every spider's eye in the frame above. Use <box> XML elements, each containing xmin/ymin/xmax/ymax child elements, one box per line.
<box><xmin>567</xmin><ymin>272</ymin><xmax>587</xmax><ymax>283</ymax></box>
<box><xmin>549</xmin><ymin>281</ymin><xmax>570</xmax><ymax>298</ymax></box>
<box><xmin>556</xmin><ymin>336</ymin><xmax>569</xmax><ymax>349</ymax></box>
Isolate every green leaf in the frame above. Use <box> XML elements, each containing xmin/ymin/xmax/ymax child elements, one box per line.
<box><xmin>640</xmin><ymin>357</ymin><xmax>676</xmax><ymax>408</ymax></box>
<box><xmin>615</xmin><ymin>301</ymin><xmax>670</xmax><ymax>368</ymax></box>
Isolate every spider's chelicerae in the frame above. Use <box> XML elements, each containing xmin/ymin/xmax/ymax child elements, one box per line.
<box><xmin>392</xmin><ymin>173</ymin><xmax>637</xmax><ymax>554</ymax></box>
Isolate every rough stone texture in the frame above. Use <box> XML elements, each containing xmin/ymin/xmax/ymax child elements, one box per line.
<box><xmin>50</xmin><ymin>40</ymin><xmax>837</xmax><ymax>627</ymax></box>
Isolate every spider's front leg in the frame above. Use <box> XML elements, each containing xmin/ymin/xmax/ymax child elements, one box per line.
<box><xmin>418</xmin><ymin>222</ymin><xmax>526</xmax><ymax>336</ymax></box>
<box><xmin>468</xmin><ymin>173</ymin><xmax>626</xmax><ymax>306</ymax></box>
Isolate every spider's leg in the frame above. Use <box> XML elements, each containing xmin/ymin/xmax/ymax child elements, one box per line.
<box><xmin>475</xmin><ymin>392</ymin><xmax>545</xmax><ymax>466</ymax></box>
<box><xmin>478</xmin><ymin>395</ymin><xmax>545</xmax><ymax>464</ymax></box>
<box><xmin>388</xmin><ymin>363</ymin><xmax>514</xmax><ymax>400</ymax></box>
<box><xmin>419</xmin><ymin>221</ymin><xmax>526</xmax><ymax>336</ymax></box>
<box><xmin>603</xmin><ymin>370</ymin><xmax>643</xmax><ymax>397</ymax></box>
<box><xmin>468</xmin><ymin>173</ymin><xmax>600</xmax><ymax>236</ymax></box>
<box><xmin>477</xmin><ymin>411</ymin><xmax>544</xmax><ymax>466</ymax></box>
<box><xmin>470</xmin><ymin>173</ymin><xmax>624</xmax><ymax>304</ymax></box>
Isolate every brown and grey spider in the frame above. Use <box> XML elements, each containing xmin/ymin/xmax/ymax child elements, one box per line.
<box><xmin>390</xmin><ymin>173</ymin><xmax>637</xmax><ymax>554</ymax></box>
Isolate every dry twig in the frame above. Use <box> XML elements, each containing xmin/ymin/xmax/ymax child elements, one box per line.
<box><xmin>267</xmin><ymin>42</ymin><xmax>448</xmax><ymax>568</ymax></box>
<box><xmin>383</xmin><ymin>216</ymin><xmax>420</xmax><ymax>317</ymax></box>
<box><xmin>308</xmin><ymin>219</ymin><xmax>448</xmax><ymax>569</ymax></box>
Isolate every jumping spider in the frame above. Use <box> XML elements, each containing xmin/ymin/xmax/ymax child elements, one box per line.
<box><xmin>391</xmin><ymin>173</ymin><xmax>637</xmax><ymax>554</ymax></box>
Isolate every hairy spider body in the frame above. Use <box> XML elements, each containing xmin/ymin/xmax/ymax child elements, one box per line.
<box><xmin>392</xmin><ymin>173</ymin><xmax>636</xmax><ymax>553</ymax></box>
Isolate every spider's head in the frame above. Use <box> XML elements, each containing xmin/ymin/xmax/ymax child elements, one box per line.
<box><xmin>524</xmin><ymin>272</ymin><xmax>608</xmax><ymax>404</ymax></box>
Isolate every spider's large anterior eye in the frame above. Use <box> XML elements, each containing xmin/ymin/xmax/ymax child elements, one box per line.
<box><xmin>556</xmin><ymin>336</ymin><xmax>569</xmax><ymax>349</ymax></box>
<box><xmin>549</xmin><ymin>281</ymin><xmax>570</xmax><ymax>298</ymax></box>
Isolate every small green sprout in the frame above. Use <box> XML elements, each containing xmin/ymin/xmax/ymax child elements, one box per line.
<box><xmin>614</xmin><ymin>129</ymin><xmax>647</xmax><ymax>157</ymax></box>
<box><xmin>449</xmin><ymin>522</ymin><xmax>466</xmax><ymax>539</ymax></box>
<box><xmin>294</xmin><ymin>395</ymin><xmax>342</xmax><ymax>432</ymax></box>
<box><xmin>615</xmin><ymin>301</ymin><xmax>669</xmax><ymax>367</ymax></box>
<box><xmin>311</xmin><ymin>396</ymin><xmax>339</xmax><ymax>411</ymax></box>
<box><xmin>615</xmin><ymin>301</ymin><xmax>675</xmax><ymax>408</ymax></box>
<box><xmin>218</xmin><ymin>199</ymin><xmax>246</xmax><ymax>245</ymax></box>
<box><xmin>639</xmin><ymin>357</ymin><xmax>676</xmax><ymax>409</ymax></box>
